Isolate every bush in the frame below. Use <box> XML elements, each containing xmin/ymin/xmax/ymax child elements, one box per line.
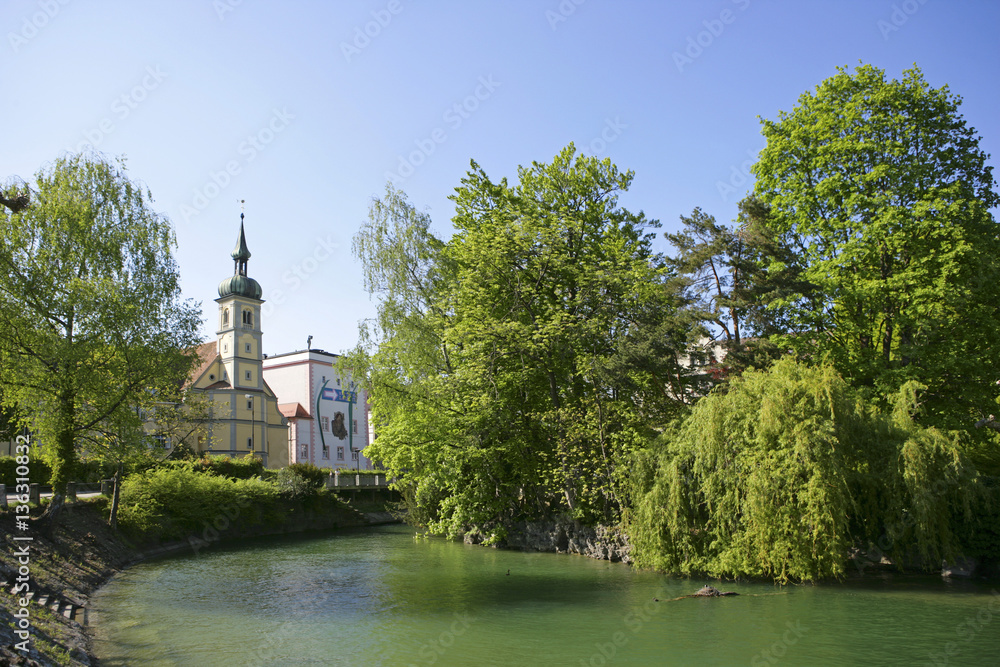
<box><xmin>276</xmin><ymin>468</ymin><xmax>316</xmax><ymax>500</ymax></box>
<box><xmin>116</xmin><ymin>465</ymin><xmax>279</xmax><ymax>543</ymax></box>
<box><xmin>287</xmin><ymin>462</ymin><xmax>327</xmax><ymax>487</ymax></box>
<box><xmin>0</xmin><ymin>455</ymin><xmax>52</xmax><ymax>486</ymax></box>
<box><xmin>195</xmin><ymin>454</ymin><xmax>265</xmax><ymax>480</ymax></box>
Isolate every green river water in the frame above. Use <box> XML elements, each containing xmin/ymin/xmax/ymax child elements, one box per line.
<box><xmin>90</xmin><ymin>524</ymin><xmax>1000</xmax><ymax>666</ymax></box>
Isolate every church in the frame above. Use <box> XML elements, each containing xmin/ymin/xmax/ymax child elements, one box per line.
<box><xmin>184</xmin><ymin>213</ymin><xmax>289</xmax><ymax>468</ymax></box>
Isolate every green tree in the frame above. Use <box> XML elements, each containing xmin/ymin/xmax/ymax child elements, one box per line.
<box><xmin>627</xmin><ymin>359</ymin><xmax>976</xmax><ymax>582</ymax></box>
<box><xmin>751</xmin><ymin>64</ymin><xmax>1000</xmax><ymax>428</ymax></box>
<box><xmin>0</xmin><ymin>153</ymin><xmax>202</xmax><ymax>520</ymax></box>
<box><xmin>353</xmin><ymin>146</ymin><xmax>679</xmax><ymax>541</ymax></box>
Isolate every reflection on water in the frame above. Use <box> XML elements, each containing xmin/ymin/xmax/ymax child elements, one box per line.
<box><xmin>91</xmin><ymin>525</ymin><xmax>1000</xmax><ymax>666</ymax></box>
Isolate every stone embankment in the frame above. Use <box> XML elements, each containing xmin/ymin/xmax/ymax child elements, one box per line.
<box><xmin>466</xmin><ymin>516</ymin><xmax>632</xmax><ymax>563</ymax></box>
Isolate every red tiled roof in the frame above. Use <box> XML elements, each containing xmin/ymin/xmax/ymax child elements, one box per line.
<box><xmin>186</xmin><ymin>341</ymin><xmax>218</xmax><ymax>389</ymax></box>
<box><xmin>278</xmin><ymin>402</ymin><xmax>311</xmax><ymax>419</ymax></box>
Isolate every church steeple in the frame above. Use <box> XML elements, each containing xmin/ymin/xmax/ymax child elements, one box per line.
<box><xmin>218</xmin><ymin>206</ymin><xmax>262</xmax><ymax>300</ymax></box>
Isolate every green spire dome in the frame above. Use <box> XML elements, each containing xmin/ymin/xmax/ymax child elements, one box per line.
<box><xmin>218</xmin><ymin>212</ymin><xmax>263</xmax><ymax>300</ymax></box>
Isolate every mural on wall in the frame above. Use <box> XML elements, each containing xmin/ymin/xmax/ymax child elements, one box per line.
<box><xmin>316</xmin><ymin>376</ymin><xmax>360</xmax><ymax>459</ymax></box>
<box><xmin>332</xmin><ymin>411</ymin><xmax>348</xmax><ymax>440</ymax></box>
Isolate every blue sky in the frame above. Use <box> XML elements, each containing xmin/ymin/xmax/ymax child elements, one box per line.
<box><xmin>3</xmin><ymin>0</ymin><xmax>998</xmax><ymax>356</ymax></box>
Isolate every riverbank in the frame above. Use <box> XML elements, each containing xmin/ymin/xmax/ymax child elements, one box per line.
<box><xmin>0</xmin><ymin>496</ymin><xmax>399</xmax><ymax>666</ymax></box>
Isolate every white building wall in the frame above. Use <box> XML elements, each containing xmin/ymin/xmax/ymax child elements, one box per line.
<box><xmin>262</xmin><ymin>350</ymin><xmax>373</xmax><ymax>470</ymax></box>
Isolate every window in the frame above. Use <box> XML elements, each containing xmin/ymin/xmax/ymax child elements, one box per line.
<box><xmin>352</xmin><ymin>419</ymin><xmax>358</xmax><ymax>435</ymax></box>
<box><xmin>223</xmin><ymin>309</ymin><xmax>229</xmax><ymax>326</ymax></box>
<box><xmin>300</xmin><ymin>444</ymin><xmax>308</xmax><ymax>459</ymax></box>
<box><xmin>322</xmin><ymin>416</ymin><xmax>329</xmax><ymax>432</ymax></box>
<box><xmin>245</xmin><ymin>342</ymin><xmax>252</xmax><ymax>353</ymax></box>
<box><xmin>245</xmin><ymin>370</ymin><xmax>252</xmax><ymax>381</ymax></box>
<box><xmin>247</xmin><ymin>437</ymin><xmax>253</xmax><ymax>450</ymax></box>
<box><xmin>337</xmin><ymin>446</ymin><xmax>344</xmax><ymax>461</ymax></box>
<box><xmin>242</xmin><ymin>310</ymin><xmax>253</xmax><ymax>326</ymax></box>
<box><xmin>322</xmin><ymin>445</ymin><xmax>329</xmax><ymax>460</ymax></box>
<box><xmin>246</xmin><ymin>398</ymin><xmax>253</xmax><ymax>410</ymax></box>
<box><xmin>223</xmin><ymin>344</ymin><xmax>228</xmax><ymax>353</ymax></box>
<box><xmin>351</xmin><ymin>450</ymin><xmax>359</xmax><ymax>461</ymax></box>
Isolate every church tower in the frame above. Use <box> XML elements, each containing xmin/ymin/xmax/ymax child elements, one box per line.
<box><xmin>216</xmin><ymin>211</ymin><xmax>264</xmax><ymax>393</ymax></box>
<box><xmin>183</xmin><ymin>208</ymin><xmax>288</xmax><ymax>468</ymax></box>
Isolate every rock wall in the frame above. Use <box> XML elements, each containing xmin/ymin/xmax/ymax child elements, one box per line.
<box><xmin>466</xmin><ymin>517</ymin><xmax>632</xmax><ymax>563</ymax></box>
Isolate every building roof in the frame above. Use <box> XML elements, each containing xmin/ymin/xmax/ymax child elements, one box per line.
<box><xmin>278</xmin><ymin>402</ymin><xmax>312</xmax><ymax>419</ymax></box>
<box><xmin>186</xmin><ymin>341</ymin><xmax>219</xmax><ymax>389</ymax></box>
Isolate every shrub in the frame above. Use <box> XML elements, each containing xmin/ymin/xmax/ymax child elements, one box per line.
<box><xmin>116</xmin><ymin>465</ymin><xmax>279</xmax><ymax>542</ymax></box>
<box><xmin>276</xmin><ymin>468</ymin><xmax>316</xmax><ymax>500</ymax></box>
<box><xmin>0</xmin><ymin>455</ymin><xmax>52</xmax><ymax>486</ymax></box>
<box><xmin>287</xmin><ymin>462</ymin><xmax>327</xmax><ymax>487</ymax></box>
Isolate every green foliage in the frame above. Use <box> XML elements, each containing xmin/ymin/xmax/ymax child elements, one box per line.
<box><xmin>116</xmin><ymin>465</ymin><xmax>278</xmax><ymax>542</ymax></box>
<box><xmin>0</xmin><ymin>455</ymin><xmax>52</xmax><ymax>485</ymax></box>
<box><xmin>352</xmin><ymin>146</ymin><xmax>684</xmax><ymax>540</ymax></box>
<box><xmin>287</xmin><ymin>462</ymin><xmax>327</xmax><ymax>487</ymax></box>
<box><xmin>751</xmin><ymin>64</ymin><xmax>1000</xmax><ymax>430</ymax></box>
<box><xmin>275</xmin><ymin>467</ymin><xmax>317</xmax><ymax>499</ymax></box>
<box><xmin>193</xmin><ymin>454</ymin><xmax>265</xmax><ymax>480</ymax></box>
<box><xmin>0</xmin><ymin>153</ymin><xmax>202</xmax><ymax>495</ymax></box>
<box><xmin>627</xmin><ymin>359</ymin><xmax>978</xmax><ymax>582</ymax></box>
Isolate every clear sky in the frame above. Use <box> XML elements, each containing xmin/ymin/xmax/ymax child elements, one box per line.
<box><xmin>3</xmin><ymin>0</ymin><xmax>998</xmax><ymax>357</ymax></box>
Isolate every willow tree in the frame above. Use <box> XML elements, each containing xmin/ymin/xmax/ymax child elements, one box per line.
<box><xmin>628</xmin><ymin>358</ymin><xmax>976</xmax><ymax>582</ymax></box>
<box><xmin>0</xmin><ymin>153</ymin><xmax>202</xmax><ymax>520</ymax></box>
<box><xmin>751</xmin><ymin>64</ymin><xmax>1000</xmax><ymax>429</ymax></box>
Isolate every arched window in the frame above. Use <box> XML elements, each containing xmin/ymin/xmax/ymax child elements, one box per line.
<box><xmin>222</xmin><ymin>308</ymin><xmax>229</xmax><ymax>326</ymax></box>
<box><xmin>242</xmin><ymin>310</ymin><xmax>253</xmax><ymax>326</ymax></box>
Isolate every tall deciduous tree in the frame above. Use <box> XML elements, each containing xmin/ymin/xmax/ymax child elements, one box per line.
<box><xmin>352</xmin><ymin>146</ymin><xmax>680</xmax><ymax>540</ymax></box>
<box><xmin>751</xmin><ymin>64</ymin><xmax>1000</xmax><ymax>428</ymax></box>
<box><xmin>0</xmin><ymin>153</ymin><xmax>202</xmax><ymax>519</ymax></box>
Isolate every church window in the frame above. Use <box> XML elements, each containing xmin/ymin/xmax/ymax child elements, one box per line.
<box><xmin>242</xmin><ymin>310</ymin><xmax>253</xmax><ymax>326</ymax></box>
<box><xmin>247</xmin><ymin>437</ymin><xmax>253</xmax><ymax>449</ymax></box>
<box><xmin>245</xmin><ymin>342</ymin><xmax>252</xmax><ymax>353</ymax></box>
<box><xmin>223</xmin><ymin>309</ymin><xmax>229</xmax><ymax>326</ymax></box>
<box><xmin>245</xmin><ymin>370</ymin><xmax>252</xmax><ymax>381</ymax></box>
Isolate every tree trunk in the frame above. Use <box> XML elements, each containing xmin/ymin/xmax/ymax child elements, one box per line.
<box><xmin>108</xmin><ymin>462</ymin><xmax>123</xmax><ymax>530</ymax></box>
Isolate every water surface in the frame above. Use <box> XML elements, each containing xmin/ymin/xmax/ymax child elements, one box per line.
<box><xmin>91</xmin><ymin>525</ymin><xmax>1000</xmax><ymax>665</ymax></box>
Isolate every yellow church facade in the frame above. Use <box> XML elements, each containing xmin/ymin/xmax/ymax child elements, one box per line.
<box><xmin>184</xmin><ymin>214</ymin><xmax>289</xmax><ymax>468</ymax></box>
